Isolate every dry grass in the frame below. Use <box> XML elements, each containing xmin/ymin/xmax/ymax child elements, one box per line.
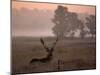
<box><xmin>12</xmin><ymin>37</ymin><xmax>96</xmax><ymax>74</ymax></box>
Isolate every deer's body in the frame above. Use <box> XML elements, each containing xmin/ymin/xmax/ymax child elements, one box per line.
<box><xmin>30</xmin><ymin>52</ymin><xmax>52</xmax><ymax>64</ymax></box>
<box><xmin>29</xmin><ymin>37</ymin><xmax>58</xmax><ymax>64</ymax></box>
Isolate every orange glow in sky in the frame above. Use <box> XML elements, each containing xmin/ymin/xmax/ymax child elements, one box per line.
<box><xmin>12</xmin><ymin>1</ymin><xmax>96</xmax><ymax>15</ymax></box>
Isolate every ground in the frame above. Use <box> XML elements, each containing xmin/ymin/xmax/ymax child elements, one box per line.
<box><xmin>12</xmin><ymin>37</ymin><xmax>96</xmax><ymax>74</ymax></box>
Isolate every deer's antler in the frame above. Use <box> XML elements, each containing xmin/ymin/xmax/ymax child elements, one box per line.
<box><xmin>40</xmin><ymin>37</ymin><xmax>49</xmax><ymax>52</ymax></box>
<box><xmin>50</xmin><ymin>37</ymin><xmax>58</xmax><ymax>51</ymax></box>
<box><xmin>40</xmin><ymin>37</ymin><xmax>58</xmax><ymax>52</ymax></box>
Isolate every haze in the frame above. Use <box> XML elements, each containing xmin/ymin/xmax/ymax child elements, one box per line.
<box><xmin>12</xmin><ymin>1</ymin><xmax>96</xmax><ymax>37</ymax></box>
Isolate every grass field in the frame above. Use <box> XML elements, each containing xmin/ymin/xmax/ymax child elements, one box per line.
<box><xmin>12</xmin><ymin>37</ymin><xmax>96</xmax><ymax>74</ymax></box>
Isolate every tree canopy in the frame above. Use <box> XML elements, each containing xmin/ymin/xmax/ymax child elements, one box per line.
<box><xmin>86</xmin><ymin>15</ymin><xmax>96</xmax><ymax>38</ymax></box>
<box><xmin>52</xmin><ymin>5</ymin><xmax>84</xmax><ymax>38</ymax></box>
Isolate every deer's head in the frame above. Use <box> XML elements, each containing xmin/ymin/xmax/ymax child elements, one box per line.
<box><xmin>40</xmin><ymin>37</ymin><xmax>58</xmax><ymax>57</ymax></box>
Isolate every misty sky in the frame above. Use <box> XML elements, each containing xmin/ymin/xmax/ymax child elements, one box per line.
<box><xmin>12</xmin><ymin>1</ymin><xmax>96</xmax><ymax>37</ymax></box>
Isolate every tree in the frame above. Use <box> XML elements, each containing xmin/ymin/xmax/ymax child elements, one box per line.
<box><xmin>67</xmin><ymin>12</ymin><xmax>84</xmax><ymax>38</ymax></box>
<box><xmin>86</xmin><ymin>15</ymin><xmax>96</xmax><ymax>38</ymax></box>
<box><xmin>79</xmin><ymin>23</ymin><xmax>86</xmax><ymax>38</ymax></box>
<box><xmin>52</xmin><ymin>5</ymin><xmax>84</xmax><ymax>38</ymax></box>
<box><xmin>52</xmin><ymin>5</ymin><xmax>68</xmax><ymax>38</ymax></box>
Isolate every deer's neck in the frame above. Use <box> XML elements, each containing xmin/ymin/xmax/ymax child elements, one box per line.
<box><xmin>46</xmin><ymin>53</ymin><xmax>53</xmax><ymax>60</ymax></box>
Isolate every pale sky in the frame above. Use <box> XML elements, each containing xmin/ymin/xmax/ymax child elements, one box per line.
<box><xmin>12</xmin><ymin>1</ymin><xmax>95</xmax><ymax>15</ymax></box>
<box><xmin>12</xmin><ymin>1</ymin><xmax>96</xmax><ymax>37</ymax></box>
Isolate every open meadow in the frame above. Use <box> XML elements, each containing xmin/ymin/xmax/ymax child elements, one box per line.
<box><xmin>12</xmin><ymin>37</ymin><xmax>96</xmax><ymax>74</ymax></box>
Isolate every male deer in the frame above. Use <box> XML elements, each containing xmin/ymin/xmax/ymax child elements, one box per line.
<box><xmin>29</xmin><ymin>37</ymin><xmax>58</xmax><ymax>64</ymax></box>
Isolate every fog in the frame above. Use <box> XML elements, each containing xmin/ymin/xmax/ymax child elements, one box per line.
<box><xmin>12</xmin><ymin>8</ymin><xmax>89</xmax><ymax>37</ymax></box>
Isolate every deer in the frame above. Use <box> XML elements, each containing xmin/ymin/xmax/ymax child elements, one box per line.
<box><xmin>29</xmin><ymin>37</ymin><xmax>58</xmax><ymax>64</ymax></box>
